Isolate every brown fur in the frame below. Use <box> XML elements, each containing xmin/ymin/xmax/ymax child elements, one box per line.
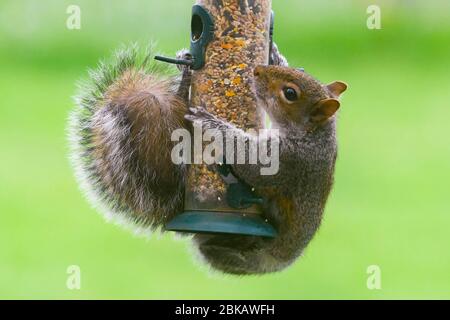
<box><xmin>92</xmin><ymin>69</ymin><xmax>187</xmax><ymax>223</ymax></box>
<box><xmin>103</xmin><ymin>70</ymin><xmax>186</xmax><ymax>195</ymax></box>
<box><xmin>69</xmin><ymin>46</ymin><xmax>191</xmax><ymax>231</ymax></box>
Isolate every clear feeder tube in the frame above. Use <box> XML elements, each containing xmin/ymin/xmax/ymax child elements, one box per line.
<box><xmin>186</xmin><ymin>0</ymin><xmax>272</xmax><ymax>216</ymax></box>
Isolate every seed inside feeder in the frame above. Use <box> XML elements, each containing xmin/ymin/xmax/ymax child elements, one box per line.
<box><xmin>185</xmin><ymin>0</ymin><xmax>272</xmax><ymax>214</ymax></box>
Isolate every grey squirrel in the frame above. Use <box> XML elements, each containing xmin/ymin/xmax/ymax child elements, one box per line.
<box><xmin>185</xmin><ymin>66</ymin><xmax>347</xmax><ymax>274</ymax></box>
<box><xmin>68</xmin><ymin>44</ymin><xmax>347</xmax><ymax>274</ymax></box>
<box><xmin>68</xmin><ymin>43</ymin><xmax>286</xmax><ymax>232</ymax></box>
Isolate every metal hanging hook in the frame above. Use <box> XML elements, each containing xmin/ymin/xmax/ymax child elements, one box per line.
<box><xmin>154</xmin><ymin>55</ymin><xmax>194</xmax><ymax>67</ymax></box>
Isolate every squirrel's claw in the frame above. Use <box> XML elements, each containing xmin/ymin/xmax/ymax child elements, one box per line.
<box><xmin>184</xmin><ymin>114</ymin><xmax>197</xmax><ymax>123</ymax></box>
<box><xmin>185</xmin><ymin>107</ymin><xmax>222</xmax><ymax>131</ymax></box>
<box><xmin>188</xmin><ymin>107</ymin><xmax>199</xmax><ymax>114</ymax></box>
<box><xmin>188</xmin><ymin>107</ymin><xmax>214</xmax><ymax>119</ymax></box>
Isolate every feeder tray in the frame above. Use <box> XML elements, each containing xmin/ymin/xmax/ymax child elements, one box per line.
<box><xmin>165</xmin><ymin>211</ymin><xmax>276</xmax><ymax>237</ymax></box>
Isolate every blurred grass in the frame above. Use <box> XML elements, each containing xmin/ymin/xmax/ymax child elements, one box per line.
<box><xmin>0</xmin><ymin>0</ymin><xmax>450</xmax><ymax>299</ymax></box>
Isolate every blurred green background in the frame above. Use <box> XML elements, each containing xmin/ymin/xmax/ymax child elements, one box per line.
<box><xmin>1</xmin><ymin>0</ymin><xmax>449</xmax><ymax>299</ymax></box>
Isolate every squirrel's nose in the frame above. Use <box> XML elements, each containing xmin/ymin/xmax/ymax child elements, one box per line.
<box><xmin>254</xmin><ymin>66</ymin><xmax>263</xmax><ymax>77</ymax></box>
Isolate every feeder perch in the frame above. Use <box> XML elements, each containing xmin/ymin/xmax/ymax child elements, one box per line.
<box><xmin>161</xmin><ymin>0</ymin><xmax>277</xmax><ymax>237</ymax></box>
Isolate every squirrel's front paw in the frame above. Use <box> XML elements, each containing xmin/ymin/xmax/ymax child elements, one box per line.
<box><xmin>185</xmin><ymin>107</ymin><xmax>221</xmax><ymax>130</ymax></box>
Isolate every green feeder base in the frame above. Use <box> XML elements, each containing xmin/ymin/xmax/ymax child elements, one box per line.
<box><xmin>165</xmin><ymin>211</ymin><xmax>277</xmax><ymax>238</ymax></box>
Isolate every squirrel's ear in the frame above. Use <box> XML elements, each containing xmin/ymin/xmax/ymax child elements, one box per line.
<box><xmin>310</xmin><ymin>98</ymin><xmax>340</xmax><ymax>123</ymax></box>
<box><xmin>326</xmin><ymin>81</ymin><xmax>347</xmax><ymax>98</ymax></box>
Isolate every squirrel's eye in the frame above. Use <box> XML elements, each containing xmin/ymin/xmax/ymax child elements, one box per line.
<box><xmin>283</xmin><ymin>87</ymin><xmax>298</xmax><ymax>102</ymax></box>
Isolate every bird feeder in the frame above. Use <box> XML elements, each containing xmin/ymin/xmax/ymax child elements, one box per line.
<box><xmin>158</xmin><ymin>0</ymin><xmax>276</xmax><ymax>237</ymax></box>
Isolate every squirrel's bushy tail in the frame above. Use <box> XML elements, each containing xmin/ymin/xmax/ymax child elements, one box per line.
<box><xmin>68</xmin><ymin>44</ymin><xmax>185</xmax><ymax>234</ymax></box>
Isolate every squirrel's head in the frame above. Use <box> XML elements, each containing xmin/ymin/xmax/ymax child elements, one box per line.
<box><xmin>253</xmin><ymin>65</ymin><xmax>347</xmax><ymax>131</ymax></box>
